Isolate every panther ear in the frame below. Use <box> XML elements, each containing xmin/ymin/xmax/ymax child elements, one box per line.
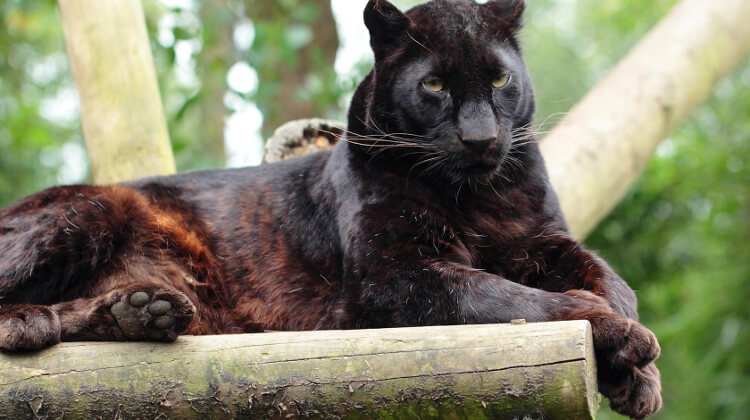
<box><xmin>364</xmin><ymin>0</ymin><xmax>411</xmax><ymax>61</ymax></box>
<box><xmin>483</xmin><ymin>0</ymin><xmax>526</xmax><ymax>36</ymax></box>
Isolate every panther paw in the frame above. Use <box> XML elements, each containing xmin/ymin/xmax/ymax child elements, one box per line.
<box><xmin>0</xmin><ymin>304</ymin><xmax>61</xmax><ymax>351</ymax></box>
<box><xmin>108</xmin><ymin>284</ymin><xmax>195</xmax><ymax>341</ymax></box>
<box><xmin>602</xmin><ymin>363</ymin><xmax>663</xmax><ymax>419</ymax></box>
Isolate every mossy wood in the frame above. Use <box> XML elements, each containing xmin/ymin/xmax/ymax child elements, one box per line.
<box><xmin>58</xmin><ymin>0</ymin><xmax>176</xmax><ymax>184</ymax></box>
<box><xmin>0</xmin><ymin>321</ymin><xmax>598</xmax><ymax>419</ymax></box>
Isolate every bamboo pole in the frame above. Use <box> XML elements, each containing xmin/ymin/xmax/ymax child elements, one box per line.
<box><xmin>58</xmin><ymin>0</ymin><xmax>176</xmax><ymax>184</ymax></box>
<box><xmin>540</xmin><ymin>0</ymin><xmax>750</xmax><ymax>238</ymax></box>
<box><xmin>0</xmin><ymin>321</ymin><xmax>598</xmax><ymax>419</ymax></box>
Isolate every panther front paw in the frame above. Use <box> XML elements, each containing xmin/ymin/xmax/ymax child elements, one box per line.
<box><xmin>589</xmin><ymin>314</ymin><xmax>661</xmax><ymax>418</ymax></box>
<box><xmin>591</xmin><ymin>314</ymin><xmax>661</xmax><ymax>368</ymax></box>
<box><xmin>0</xmin><ymin>304</ymin><xmax>61</xmax><ymax>351</ymax></box>
<box><xmin>601</xmin><ymin>362</ymin><xmax>662</xmax><ymax>419</ymax></box>
<box><xmin>560</xmin><ymin>290</ymin><xmax>662</xmax><ymax>418</ymax></box>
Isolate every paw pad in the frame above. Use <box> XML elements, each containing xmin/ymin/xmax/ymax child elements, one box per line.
<box><xmin>154</xmin><ymin>315</ymin><xmax>175</xmax><ymax>329</ymax></box>
<box><xmin>148</xmin><ymin>300</ymin><xmax>171</xmax><ymax>315</ymax></box>
<box><xmin>129</xmin><ymin>292</ymin><xmax>149</xmax><ymax>307</ymax></box>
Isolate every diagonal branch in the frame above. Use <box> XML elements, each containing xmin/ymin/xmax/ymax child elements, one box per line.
<box><xmin>540</xmin><ymin>0</ymin><xmax>750</xmax><ymax>238</ymax></box>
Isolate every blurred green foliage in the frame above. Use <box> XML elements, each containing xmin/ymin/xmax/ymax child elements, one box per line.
<box><xmin>0</xmin><ymin>1</ymin><xmax>748</xmax><ymax>418</ymax></box>
<box><xmin>0</xmin><ymin>0</ymin><xmax>82</xmax><ymax>203</ymax></box>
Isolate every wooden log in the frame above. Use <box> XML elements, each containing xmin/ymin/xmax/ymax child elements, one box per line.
<box><xmin>0</xmin><ymin>321</ymin><xmax>598</xmax><ymax>419</ymax></box>
<box><xmin>58</xmin><ymin>0</ymin><xmax>176</xmax><ymax>184</ymax></box>
<box><xmin>540</xmin><ymin>0</ymin><xmax>750</xmax><ymax>238</ymax></box>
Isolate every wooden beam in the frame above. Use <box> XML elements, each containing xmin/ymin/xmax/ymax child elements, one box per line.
<box><xmin>0</xmin><ymin>321</ymin><xmax>598</xmax><ymax>419</ymax></box>
<box><xmin>58</xmin><ymin>0</ymin><xmax>176</xmax><ymax>184</ymax></box>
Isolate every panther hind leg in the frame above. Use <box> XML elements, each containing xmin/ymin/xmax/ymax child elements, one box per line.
<box><xmin>53</xmin><ymin>282</ymin><xmax>196</xmax><ymax>343</ymax></box>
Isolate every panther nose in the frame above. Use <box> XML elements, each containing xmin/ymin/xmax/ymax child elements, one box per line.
<box><xmin>461</xmin><ymin>137</ymin><xmax>494</xmax><ymax>155</ymax></box>
<box><xmin>457</xmin><ymin>100</ymin><xmax>498</xmax><ymax>155</ymax></box>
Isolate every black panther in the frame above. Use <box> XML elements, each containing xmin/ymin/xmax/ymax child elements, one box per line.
<box><xmin>0</xmin><ymin>1</ymin><xmax>661</xmax><ymax>417</ymax></box>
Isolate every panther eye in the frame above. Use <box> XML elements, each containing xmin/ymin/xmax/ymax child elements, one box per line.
<box><xmin>492</xmin><ymin>73</ymin><xmax>511</xmax><ymax>88</ymax></box>
<box><xmin>423</xmin><ymin>77</ymin><xmax>445</xmax><ymax>92</ymax></box>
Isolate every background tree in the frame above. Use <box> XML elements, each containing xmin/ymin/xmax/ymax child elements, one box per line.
<box><xmin>243</xmin><ymin>0</ymin><xmax>340</xmax><ymax>137</ymax></box>
<box><xmin>193</xmin><ymin>0</ymin><xmax>233</xmax><ymax>163</ymax></box>
<box><xmin>58</xmin><ymin>0</ymin><xmax>176</xmax><ymax>184</ymax></box>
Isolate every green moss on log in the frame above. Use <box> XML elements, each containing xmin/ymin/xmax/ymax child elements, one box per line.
<box><xmin>0</xmin><ymin>322</ymin><xmax>598</xmax><ymax>419</ymax></box>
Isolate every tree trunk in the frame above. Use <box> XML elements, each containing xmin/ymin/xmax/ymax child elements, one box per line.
<box><xmin>58</xmin><ymin>0</ymin><xmax>176</xmax><ymax>184</ymax></box>
<box><xmin>540</xmin><ymin>0</ymin><xmax>750</xmax><ymax>238</ymax></box>
<box><xmin>0</xmin><ymin>321</ymin><xmax>598</xmax><ymax>419</ymax></box>
<box><xmin>195</xmin><ymin>0</ymin><xmax>234</xmax><ymax>163</ymax></box>
<box><xmin>244</xmin><ymin>0</ymin><xmax>339</xmax><ymax>137</ymax></box>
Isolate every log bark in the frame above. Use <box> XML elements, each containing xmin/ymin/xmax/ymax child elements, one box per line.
<box><xmin>58</xmin><ymin>0</ymin><xmax>176</xmax><ymax>184</ymax></box>
<box><xmin>0</xmin><ymin>321</ymin><xmax>598</xmax><ymax>419</ymax></box>
<box><xmin>540</xmin><ymin>0</ymin><xmax>750</xmax><ymax>238</ymax></box>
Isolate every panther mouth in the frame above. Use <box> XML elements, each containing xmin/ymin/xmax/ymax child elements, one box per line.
<box><xmin>446</xmin><ymin>149</ymin><xmax>510</xmax><ymax>183</ymax></box>
<box><xmin>460</xmin><ymin>149</ymin><xmax>505</xmax><ymax>172</ymax></box>
<box><xmin>451</xmin><ymin>160</ymin><xmax>500</xmax><ymax>180</ymax></box>
<box><xmin>462</xmin><ymin>161</ymin><xmax>497</xmax><ymax>174</ymax></box>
